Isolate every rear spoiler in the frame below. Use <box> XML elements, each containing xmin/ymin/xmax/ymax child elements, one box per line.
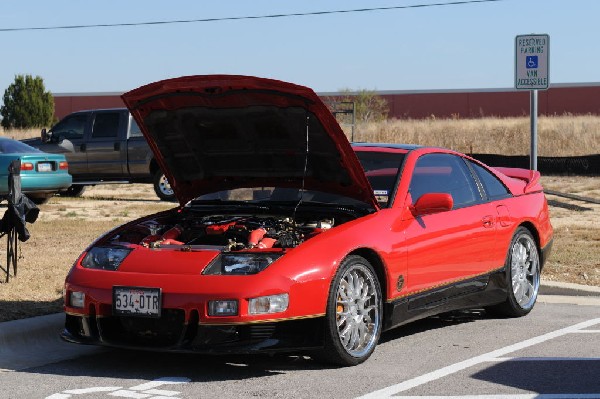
<box><xmin>493</xmin><ymin>167</ymin><xmax>542</xmax><ymax>194</ymax></box>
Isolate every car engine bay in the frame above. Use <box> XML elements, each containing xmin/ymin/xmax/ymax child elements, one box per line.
<box><xmin>110</xmin><ymin>209</ymin><xmax>356</xmax><ymax>252</ymax></box>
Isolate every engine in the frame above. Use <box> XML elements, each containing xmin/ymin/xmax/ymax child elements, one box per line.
<box><xmin>114</xmin><ymin>214</ymin><xmax>334</xmax><ymax>252</ymax></box>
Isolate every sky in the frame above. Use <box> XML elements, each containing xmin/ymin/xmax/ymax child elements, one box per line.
<box><xmin>1</xmin><ymin>0</ymin><xmax>598</xmax><ymax>101</ymax></box>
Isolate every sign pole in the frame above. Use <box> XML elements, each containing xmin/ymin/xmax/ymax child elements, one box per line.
<box><xmin>515</xmin><ymin>33</ymin><xmax>549</xmax><ymax>172</ymax></box>
<box><xmin>530</xmin><ymin>89</ymin><xmax>538</xmax><ymax>171</ymax></box>
<box><xmin>351</xmin><ymin>101</ymin><xmax>356</xmax><ymax>142</ymax></box>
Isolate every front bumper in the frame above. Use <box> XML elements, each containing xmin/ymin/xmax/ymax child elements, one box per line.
<box><xmin>21</xmin><ymin>173</ymin><xmax>72</xmax><ymax>192</ymax></box>
<box><xmin>61</xmin><ymin>311</ymin><xmax>324</xmax><ymax>353</ymax></box>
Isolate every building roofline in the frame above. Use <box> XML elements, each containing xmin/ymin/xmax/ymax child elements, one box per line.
<box><xmin>53</xmin><ymin>92</ymin><xmax>124</xmax><ymax>97</ymax></box>
<box><xmin>318</xmin><ymin>82</ymin><xmax>600</xmax><ymax>96</ymax></box>
<box><xmin>53</xmin><ymin>81</ymin><xmax>600</xmax><ymax>98</ymax></box>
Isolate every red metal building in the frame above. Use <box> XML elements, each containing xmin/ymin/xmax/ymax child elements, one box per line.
<box><xmin>53</xmin><ymin>82</ymin><xmax>600</xmax><ymax>121</ymax></box>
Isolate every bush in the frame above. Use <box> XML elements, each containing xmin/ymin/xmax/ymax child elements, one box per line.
<box><xmin>1</xmin><ymin>75</ymin><xmax>54</xmax><ymax>129</ymax></box>
<box><xmin>337</xmin><ymin>89</ymin><xmax>389</xmax><ymax>123</ymax></box>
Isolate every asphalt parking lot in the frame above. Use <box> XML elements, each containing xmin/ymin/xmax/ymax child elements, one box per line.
<box><xmin>0</xmin><ymin>292</ymin><xmax>599</xmax><ymax>399</ymax></box>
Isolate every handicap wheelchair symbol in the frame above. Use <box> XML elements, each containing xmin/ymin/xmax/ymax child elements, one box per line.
<box><xmin>526</xmin><ymin>56</ymin><xmax>538</xmax><ymax>69</ymax></box>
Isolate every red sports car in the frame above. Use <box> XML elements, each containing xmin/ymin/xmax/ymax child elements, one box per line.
<box><xmin>62</xmin><ymin>75</ymin><xmax>553</xmax><ymax>366</ymax></box>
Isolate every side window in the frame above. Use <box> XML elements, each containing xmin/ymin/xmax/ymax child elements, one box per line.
<box><xmin>409</xmin><ymin>153</ymin><xmax>481</xmax><ymax>209</ymax></box>
<box><xmin>469</xmin><ymin>161</ymin><xmax>511</xmax><ymax>200</ymax></box>
<box><xmin>91</xmin><ymin>112</ymin><xmax>120</xmax><ymax>138</ymax></box>
<box><xmin>129</xmin><ymin>119</ymin><xmax>143</xmax><ymax>138</ymax></box>
<box><xmin>50</xmin><ymin>114</ymin><xmax>87</xmax><ymax>140</ymax></box>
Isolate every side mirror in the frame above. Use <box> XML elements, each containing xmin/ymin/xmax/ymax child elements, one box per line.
<box><xmin>41</xmin><ymin>128</ymin><xmax>53</xmax><ymax>143</ymax></box>
<box><xmin>411</xmin><ymin>193</ymin><xmax>453</xmax><ymax>216</ymax></box>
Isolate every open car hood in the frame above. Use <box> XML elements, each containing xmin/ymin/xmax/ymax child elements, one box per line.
<box><xmin>122</xmin><ymin>75</ymin><xmax>378</xmax><ymax>208</ymax></box>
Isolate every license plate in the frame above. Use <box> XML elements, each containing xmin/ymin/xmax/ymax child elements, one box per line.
<box><xmin>37</xmin><ymin>162</ymin><xmax>52</xmax><ymax>172</ymax></box>
<box><xmin>113</xmin><ymin>286</ymin><xmax>161</xmax><ymax>318</ymax></box>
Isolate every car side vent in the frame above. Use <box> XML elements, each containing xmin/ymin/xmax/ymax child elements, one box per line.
<box><xmin>249</xmin><ymin>324</ymin><xmax>276</xmax><ymax>340</ymax></box>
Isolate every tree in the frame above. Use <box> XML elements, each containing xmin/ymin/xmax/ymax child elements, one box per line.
<box><xmin>1</xmin><ymin>74</ymin><xmax>54</xmax><ymax>129</ymax></box>
<box><xmin>337</xmin><ymin>89</ymin><xmax>389</xmax><ymax>123</ymax></box>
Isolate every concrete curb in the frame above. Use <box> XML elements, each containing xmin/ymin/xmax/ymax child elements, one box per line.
<box><xmin>539</xmin><ymin>279</ymin><xmax>600</xmax><ymax>297</ymax></box>
<box><xmin>0</xmin><ymin>313</ymin><xmax>102</xmax><ymax>371</ymax></box>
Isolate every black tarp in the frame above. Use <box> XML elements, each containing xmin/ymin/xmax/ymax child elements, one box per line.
<box><xmin>0</xmin><ymin>160</ymin><xmax>39</xmax><ymax>282</ymax></box>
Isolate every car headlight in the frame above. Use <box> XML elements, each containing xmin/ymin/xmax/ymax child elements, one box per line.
<box><xmin>70</xmin><ymin>291</ymin><xmax>85</xmax><ymax>308</ymax></box>
<box><xmin>81</xmin><ymin>247</ymin><xmax>132</xmax><ymax>271</ymax></box>
<box><xmin>203</xmin><ymin>253</ymin><xmax>282</xmax><ymax>275</ymax></box>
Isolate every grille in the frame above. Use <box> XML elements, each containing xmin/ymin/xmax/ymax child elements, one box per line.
<box><xmin>99</xmin><ymin>309</ymin><xmax>185</xmax><ymax>347</ymax></box>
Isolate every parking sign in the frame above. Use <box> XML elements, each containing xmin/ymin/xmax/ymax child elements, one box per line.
<box><xmin>515</xmin><ymin>34</ymin><xmax>549</xmax><ymax>90</ymax></box>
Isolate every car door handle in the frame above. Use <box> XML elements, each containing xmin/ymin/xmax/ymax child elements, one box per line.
<box><xmin>482</xmin><ymin>215</ymin><xmax>494</xmax><ymax>228</ymax></box>
<box><xmin>114</xmin><ymin>142</ymin><xmax>121</xmax><ymax>151</ymax></box>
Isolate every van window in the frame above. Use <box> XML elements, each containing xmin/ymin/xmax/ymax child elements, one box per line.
<box><xmin>51</xmin><ymin>114</ymin><xmax>87</xmax><ymax>140</ymax></box>
<box><xmin>129</xmin><ymin>120</ymin><xmax>143</xmax><ymax>137</ymax></box>
<box><xmin>92</xmin><ymin>112</ymin><xmax>120</xmax><ymax>138</ymax></box>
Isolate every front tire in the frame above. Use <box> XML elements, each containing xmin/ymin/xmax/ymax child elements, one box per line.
<box><xmin>491</xmin><ymin>227</ymin><xmax>541</xmax><ymax>317</ymax></box>
<box><xmin>315</xmin><ymin>255</ymin><xmax>382</xmax><ymax>366</ymax></box>
<box><xmin>153</xmin><ymin>170</ymin><xmax>175</xmax><ymax>201</ymax></box>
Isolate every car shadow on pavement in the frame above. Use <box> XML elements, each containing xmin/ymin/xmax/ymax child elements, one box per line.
<box><xmin>11</xmin><ymin>309</ymin><xmax>507</xmax><ymax>384</ymax></box>
<box><xmin>22</xmin><ymin>347</ymin><xmax>334</xmax><ymax>382</ymax></box>
<box><xmin>472</xmin><ymin>358</ymin><xmax>600</xmax><ymax>394</ymax></box>
<box><xmin>379</xmin><ymin>308</ymin><xmax>489</xmax><ymax>344</ymax></box>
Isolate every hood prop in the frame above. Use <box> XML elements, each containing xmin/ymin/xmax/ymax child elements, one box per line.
<box><xmin>292</xmin><ymin>114</ymin><xmax>310</xmax><ymax>220</ymax></box>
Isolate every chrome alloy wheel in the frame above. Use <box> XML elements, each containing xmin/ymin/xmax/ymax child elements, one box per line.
<box><xmin>510</xmin><ymin>233</ymin><xmax>540</xmax><ymax>310</ymax></box>
<box><xmin>158</xmin><ymin>174</ymin><xmax>174</xmax><ymax>196</ymax></box>
<box><xmin>335</xmin><ymin>263</ymin><xmax>381</xmax><ymax>358</ymax></box>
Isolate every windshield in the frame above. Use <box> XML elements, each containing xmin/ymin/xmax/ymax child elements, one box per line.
<box><xmin>355</xmin><ymin>149</ymin><xmax>406</xmax><ymax>207</ymax></box>
<box><xmin>191</xmin><ymin>187</ymin><xmax>369</xmax><ymax>208</ymax></box>
<box><xmin>189</xmin><ymin>149</ymin><xmax>407</xmax><ymax>209</ymax></box>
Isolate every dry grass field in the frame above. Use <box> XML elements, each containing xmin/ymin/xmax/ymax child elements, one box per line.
<box><xmin>4</xmin><ymin>114</ymin><xmax>600</xmax><ymax>156</ymax></box>
<box><xmin>0</xmin><ymin>115</ymin><xmax>598</xmax><ymax>322</ymax></box>
<box><xmin>340</xmin><ymin>115</ymin><xmax>600</xmax><ymax>156</ymax></box>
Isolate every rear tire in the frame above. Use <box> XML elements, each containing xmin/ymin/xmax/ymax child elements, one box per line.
<box><xmin>60</xmin><ymin>184</ymin><xmax>86</xmax><ymax>197</ymax></box>
<box><xmin>313</xmin><ymin>255</ymin><xmax>382</xmax><ymax>366</ymax></box>
<box><xmin>489</xmin><ymin>227</ymin><xmax>541</xmax><ymax>317</ymax></box>
<box><xmin>27</xmin><ymin>194</ymin><xmax>51</xmax><ymax>205</ymax></box>
<box><xmin>153</xmin><ymin>170</ymin><xmax>176</xmax><ymax>201</ymax></box>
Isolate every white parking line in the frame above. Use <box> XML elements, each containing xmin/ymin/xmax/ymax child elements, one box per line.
<box><xmin>356</xmin><ymin>317</ymin><xmax>600</xmax><ymax>399</ymax></box>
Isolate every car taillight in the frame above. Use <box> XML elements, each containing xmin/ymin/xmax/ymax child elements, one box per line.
<box><xmin>59</xmin><ymin>161</ymin><xmax>69</xmax><ymax>170</ymax></box>
<box><xmin>21</xmin><ymin>162</ymin><xmax>34</xmax><ymax>171</ymax></box>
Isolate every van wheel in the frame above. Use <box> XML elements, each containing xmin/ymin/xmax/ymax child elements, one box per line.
<box><xmin>153</xmin><ymin>170</ymin><xmax>176</xmax><ymax>201</ymax></box>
